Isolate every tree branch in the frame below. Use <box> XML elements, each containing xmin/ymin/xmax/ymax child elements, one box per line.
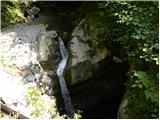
<box><xmin>0</xmin><ymin>103</ymin><xmax>29</xmax><ymax>119</ymax></box>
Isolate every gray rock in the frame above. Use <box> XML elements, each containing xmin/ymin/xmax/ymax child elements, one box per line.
<box><xmin>37</xmin><ymin>30</ymin><xmax>59</xmax><ymax>71</ymax></box>
<box><xmin>25</xmin><ymin>74</ymin><xmax>36</xmax><ymax>82</ymax></box>
<box><xmin>0</xmin><ymin>24</ymin><xmax>60</xmax><ymax>118</ymax></box>
<box><xmin>65</xmin><ymin>19</ymin><xmax>108</xmax><ymax>85</ymax></box>
<box><xmin>117</xmin><ymin>94</ymin><xmax>129</xmax><ymax>119</ymax></box>
<box><xmin>69</xmin><ymin>37</ymin><xmax>90</xmax><ymax>66</ymax></box>
<box><xmin>71</xmin><ymin>19</ymin><xmax>89</xmax><ymax>42</ymax></box>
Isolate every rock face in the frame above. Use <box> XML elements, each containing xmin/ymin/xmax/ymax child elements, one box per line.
<box><xmin>38</xmin><ymin>30</ymin><xmax>60</xmax><ymax>69</ymax></box>
<box><xmin>65</xmin><ymin>20</ymin><xmax>108</xmax><ymax>85</ymax></box>
<box><xmin>0</xmin><ymin>24</ymin><xmax>61</xmax><ymax>118</ymax></box>
<box><xmin>37</xmin><ymin>29</ymin><xmax>60</xmax><ymax>95</ymax></box>
<box><xmin>117</xmin><ymin>93</ymin><xmax>129</xmax><ymax>119</ymax></box>
<box><xmin>1</xmin><ymin>24</ymin><xmax>61</xmax><ymax>96</ymax></box>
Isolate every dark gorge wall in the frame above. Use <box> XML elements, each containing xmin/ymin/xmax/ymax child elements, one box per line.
<box><xmin>68</xmin><ymin>56</ymin><xmax>129</xmax><ymax>118</ymax></box>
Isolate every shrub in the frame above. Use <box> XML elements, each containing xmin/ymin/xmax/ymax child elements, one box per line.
<box><xmin>1</xmin><ymin>0</ymin><xmax>24</xmax><ymax>28</ymax></box>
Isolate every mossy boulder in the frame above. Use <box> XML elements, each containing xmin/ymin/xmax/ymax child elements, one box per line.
<box><xmin>65</xmin><ymin>19</ymin><xmax>108</xmax><ymax>85</ymax></box>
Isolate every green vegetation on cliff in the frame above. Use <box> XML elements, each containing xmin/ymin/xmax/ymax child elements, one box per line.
<box><xmin>82</xmin><ymin>1</ymin><xmax>159</xmax><ymax>118</ymax></box>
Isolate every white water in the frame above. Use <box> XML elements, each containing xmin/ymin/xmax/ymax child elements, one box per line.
<box><xmin>56</xmin><ymin>37</ymin><xmax>75</xmax><ymax>118</ymax></box>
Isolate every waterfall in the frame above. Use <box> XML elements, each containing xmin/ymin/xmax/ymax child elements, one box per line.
<box><xmin>56</xmin><ymin>37</ymin><xmax>75</xmax><ymax>118</ymax></box>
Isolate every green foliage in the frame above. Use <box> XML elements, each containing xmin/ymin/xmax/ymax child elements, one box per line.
<box><xmin>25</xmin><ymin>87</ymin><xmax>43</xmax><ymax>117</ymax></box>
<box><xmin>113</xmin><ymin>56</ymin><xmax>122</xmax><ymax>63</ymax></box>
<box><xmin>110</xmin><ymin>2</ymin><xmax>159</xmax><ymax>118</ymax></box>
<box><xmin>25</xmin><ymin>86</ymin><xmax>65</xmax><ymax>118</ymax></box>
<box><xmin>1</xmin><ymin>0</ymin><xmax>24</xmax><ymax>28</ymax></box>
<box><xmin>82</xmin><ymin>2</ymin><xmax>114</xmax><ymax>48</ymax></box>
<box><xmin>74</xmin><ymin>110</ymin><xmax>82</xmax><ymax>119</ymax></box>
<box><xmin>127</xmin><ymin>70</ymin><xmax>159</xmax><ymax>118</ymax></box>
<box><xmin>0</xmin><ymin>46</ymin><xmax>8</xmax><ymax>68</ymax></box>
<box><xmin>0</xmin><ymin>53</ymin><xmax>6</xmax><ymax>68</ymax></box>
<box><xmin>0</xmin><ymin>47</ymin><xmax>12</xmax><ymax>73</ymax></box>
<box><xmin>82</xmin><ymin>1</ymin><xmax>159</xmax><ymax>118</ymax></box>
<box><xmin>113</xmin><ymin>1</ymin><xmax>159</xmax><ymax>66</ymax></box>
<box><xmin>83</xmin><ymin>1</ymin><xmax>158</xmax><ymax>65</ymax></box>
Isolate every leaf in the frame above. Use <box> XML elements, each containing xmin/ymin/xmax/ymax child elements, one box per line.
<box><xmin>138</xmin><ymin>84</ymin><xmax>143</xmax><ymax>88</ymax></box>
<box><xmin>113</xmin><ymin>56</ymin><xmax>122</xmax><ymax>63</ymax></box>
<box><xmin>132</xmin><ymin>84</ymin><xmax>137</xmax><ymax>88</ymax></box>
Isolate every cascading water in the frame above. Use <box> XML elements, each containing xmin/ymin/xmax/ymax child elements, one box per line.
<box><xmin>56</xmin><ymin>37</ymin><xmax>75</xmax><ymax>118</ymax></box>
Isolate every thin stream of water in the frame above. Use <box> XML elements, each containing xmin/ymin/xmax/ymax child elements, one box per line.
<box><xmin>56</xmin><ymin>37</ymin><xmax>75</xmax><ymax>118</ymax></box>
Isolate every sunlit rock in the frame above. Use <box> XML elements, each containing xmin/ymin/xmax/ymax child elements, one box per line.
<box><xmin>0</xmin><ymin>24</ymin><xmax>60</xmax><ymax>118</ymax></box>
<box><xmin>65</xmin><ymin>20</ymin><xmax>108</xmax><ymax>85</ymax></box>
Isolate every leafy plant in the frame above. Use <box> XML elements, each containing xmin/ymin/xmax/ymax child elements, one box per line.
<box><xmin>127</xmin><ymin>70</ymin><xmax>159</xmax><ymax>118</ymax></box>
<box><xmin>81</xmin><ymin>1</ymin><xmax>159</xmax><ymax>118</ymax></box>
<box><xmin>0</xmin><ymin>47</ymin><xmax>12</xmax><ymax>72</ymax></box>
<box><xmin>113</xmin><ymin>56</ymin><xmax>122</xmax><ymax>63</ymax></box>
<box><xmin>25</xmin><ymin>87</ymin><xmax>43</xmax><ymax>117</ymax></box>
<box><xmin>1</xmin><ymin>0</ymin><xmax>24</xmax><ymax>28</ymax></box>
<box><xmin>74</xmin><ymin>110</ymin><xmax>82</xmax><ymax>119</ymax></box>
<box><xmin>0</xmin><ymin>53</ymin><xmax>6</xmax><ymax>68</ymax></box>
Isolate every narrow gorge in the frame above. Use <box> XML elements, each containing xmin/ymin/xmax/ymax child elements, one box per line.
<box><xmin>1</xmin><ymin>1</ymin><xmax>158</xmax><ymax>119</ymax></box>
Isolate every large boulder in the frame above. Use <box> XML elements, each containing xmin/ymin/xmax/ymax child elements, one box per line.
<box><xmin>37</xmin><ymin>30</ymin><xmax>60</xmax><ymax>70</ymax></box>
<box><xmin>0</xmin><ymin>24</ymin><xmax>62</xmax><ymax>118</ymax></box>
<box><xmin>1</xmin><ymin>24</ymin><xmax>61</xmax><ymax>96</ymax></box>
<box><xmin>1</xmin><ymin>24</ymin><xmax>47</xmax><ymax>79</ymax></box>
<box><xmin>65</xmin><ymin>20</ymin><xmax>108</xmax><ymax>85</ymax></box>
<box><xmin>36</xmin><ymin>30</ymin><xmax>61</xmax><ymax>95</ymax></box>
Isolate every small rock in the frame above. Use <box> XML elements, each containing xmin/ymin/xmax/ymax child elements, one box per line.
<box><xmin>24</xmin><ymin>74</ymin><xmax>36</xmax><ymax>82</ymax></box>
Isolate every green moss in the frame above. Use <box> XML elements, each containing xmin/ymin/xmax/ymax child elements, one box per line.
<box><xmin>25</xmin><ymin>87</ymin><xmax>43</xmax><ymax>117</ymax></box>
<box><xmin>122</xmin><ymin>70</ymin><xmax>159</xmax><ymax>119</ymax></box>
